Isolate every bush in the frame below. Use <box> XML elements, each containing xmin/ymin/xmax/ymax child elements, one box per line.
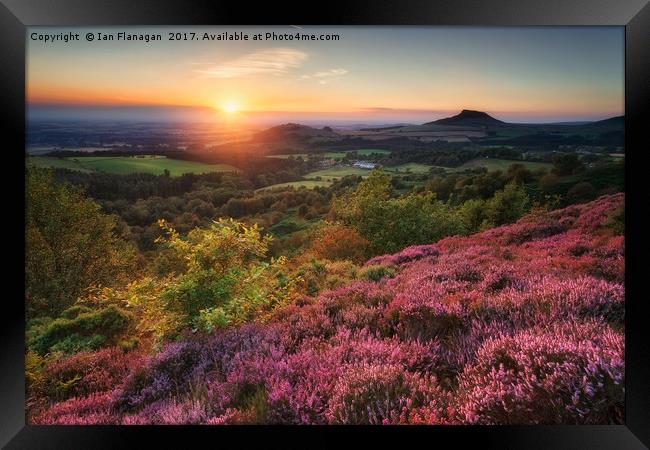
<box><xmin>482</xmin><ymin>182</ymin><xmax>530</xmax><ymax>228</ymax></box>
<box><xmin>326</xmin><ymin>364</ymin><xmax>446</xmax><ymax>424</ymax></box>
<box><xmin>29</xmin><ymin>305</ymin><xmax>133</xmax><ymax>355</ymax></box>
<box><xmin>31</xmin><ymin>347</ymin><xmax>142</xmax><ymax>403</ymax></box>
<box><xmin>309</xmin><ymin>223</ymin><xmax>369</xmax><ymax>262</ymax></box>
<box><xmin>359</xmin><ymin>264</ymin><xmax>396</xmax><ymax>282</ymax></box>
<box><xmin>456</xmin><ymin>321</ymin><xmax>624</xmax><ymax>424</ymax></box>
<box><xmin>127</xmin><ymin>219</ymin><xmax>301</xmax><ymax>342</ymax></box>
<box><xmin>567</xmin><ymin>182</ymin><xmax>596</xmax><ymax>204</ymax></box>
<box><xmin>332</xmin><ymin>171</ymin><xmax>465</xmax><ymax>255</ymax></box>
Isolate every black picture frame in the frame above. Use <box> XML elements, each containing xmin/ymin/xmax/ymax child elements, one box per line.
<box><xmin>1</xmin><ymin>0</ymin><xmax>649</xmax><ymax>448</ymax></box>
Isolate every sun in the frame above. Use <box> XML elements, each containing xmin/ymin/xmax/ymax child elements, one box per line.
<box><xmin>221</xmin><ymin>101</ymin><xmax>239</xmax><ymax>114</ymax></box>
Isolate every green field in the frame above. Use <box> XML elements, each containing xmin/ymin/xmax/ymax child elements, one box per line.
<box><xmin>337</xmin><ymin>148</ymin><xmax>392</xmax><ymax>157</ymax></box>
<box><xmin>257</xmin><ymin>180</ymin><xmax>333</xmax><ymax>191</ymax></box>
<box><xmin>266</xmin><ymin>153</ymin><xmax>309</xmax><ymax>159</ymax></box>
<box><xmin>385</xmin><ymin>163</ymin><xmax>438</xmax><ymax>174</ymax></box>
<box><xmin>458</xmin><ymin>158</ymin><xmax>552</xmax><ymax>172</ymax></box>
<box><xmin>268</xmin><ymin>149</ymin><xmax>392</xmax><ymax>161</ymax></box>
<box><xmin>28</xmin><ymin>155</ymin><xmax>238</xmax><ymax>177</ymax></box>
<box><xmin>28</xmin><ymin>156</ymin><xmax>95</xmax><ymax>173</ymax></box>
<box><xmin>305</xmin><ymin>166</ymin><xmax>374</xmax><ymax>180</ymax></box>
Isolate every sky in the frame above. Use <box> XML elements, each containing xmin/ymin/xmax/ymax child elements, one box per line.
<box><xmin>27</xmin><ymin>26</ymin><xmax>624</xmax><ymax>125</ymax></box>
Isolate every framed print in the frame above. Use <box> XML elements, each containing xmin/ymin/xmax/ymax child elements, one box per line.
<box><xmin>1</xmin><ymin>0</ymin><xmax>649</xmax><ymax>448</ymax></box>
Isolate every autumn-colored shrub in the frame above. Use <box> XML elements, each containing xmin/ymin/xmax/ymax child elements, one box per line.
<box><xmin>309</xmin><ymin>223</ymin><xmax>369</xmax><ymax>262</ymax></box>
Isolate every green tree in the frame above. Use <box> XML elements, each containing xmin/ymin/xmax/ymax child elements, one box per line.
<box><xmin>566</xmin><ymin>181</ymin><xmax>595</xmax><ymax>204</ymax></box>
<box><xmin>332</xmin><ymin>170</ymin><xmax>465</xmax><ymax>254</ymax></box>
<box><xmin>539</xmin><ymin>173</ymin><xmax>560</xmax><ymax>193</ymax></box>
<box><xmin>552</xmin><ymin>153</ymin><xmax>584</xmax><ymax>176</ymax></box>
<box><xmin>26</xmin><ymin>168</ymin><xmax>138</xmax><ymax>318</ymax></box>
<box><xmin>458</xmin><ymin>198</ymin><xmax>488</xmax><ymax>232</ymax></box>
<box><xmin>482</xmin><ymin>182</ymin><xmax>530</xmax><ymax>227</ymax></box>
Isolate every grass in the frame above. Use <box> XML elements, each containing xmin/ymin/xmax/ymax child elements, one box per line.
<box><xmin>267</xmin><ymin>209</ymin><xmax>316</xmax><ymax>237</ymax></box>
<box><xmin>28</xmin><ymin>155</ymin><xmax>238</xmax><ymax>177</ymax></box>
<box><xmin>458</xmin><ymin>158</ymin><xmax>552</xmax><ymax>172</ymax></box>
<box><xmin>267</xmin><ymin>149</ymin><xmax>392</xmax><ymax>161</ymax></box>
<box><xmin>385</xmin><ymin>163</ymin><xmax>438</xmax><ymax>174</ymax></box>
<box><xmin>266</xmin><ymin>154</ymin><xmax>309</xmax><ymax>159</ymax></box>
<box><xmin>257</xmin><ymin>180</ymin><xmax>333</xmax><ymax>191</ymax></box>
<box><xmin>305</xmin><ymin>167</ymin><xmax>374</xmax><ymax>180</ymax></box>
<box><xmin>338</xmin><ymin>149</ymin><xmax>392</xmax><ymax>157</ymax></box>
<box><xmin>28</xmin><ymin>157</ymin><xmax>95</xmax><ymax>173</ymax></box>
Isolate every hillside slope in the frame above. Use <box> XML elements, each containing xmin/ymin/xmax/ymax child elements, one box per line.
<box><xmin>32</xmin><ymin>194</ymin><xmax>625</xmax><ymax>425</ymax></box>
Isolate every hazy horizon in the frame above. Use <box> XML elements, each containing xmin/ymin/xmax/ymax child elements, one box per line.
<box><xmin>27</xmin><ymin>103</ymin><xmax>623</xmax><ymax>127</ymax></box>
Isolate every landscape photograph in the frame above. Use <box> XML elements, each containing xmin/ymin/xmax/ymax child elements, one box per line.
<box><xmin>25</xmin><ymin>26</ymin><xmax>625</xmax><ymax>425</ymax></box>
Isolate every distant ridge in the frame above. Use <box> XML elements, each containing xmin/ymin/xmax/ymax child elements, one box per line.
<box><xmin>426</xmin><ymin>109</ymin><xmax>506</xmax><ymax>127</ymax></box>
<box><xmin>253</xmin><ymin>123</ymin><xmax>339</xmax><ymax>141</ymax></box>
<box><xmin>589</xmin><ymin>116</ymin><xmax>624</xmax><ymax>126</ymax></box>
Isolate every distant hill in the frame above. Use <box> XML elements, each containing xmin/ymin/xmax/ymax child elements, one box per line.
<box><xmin>586</xmin><ymin>116</ymin><xmax>624</xmax><ymax>129</ymax></box>
<box><xmin>253</xmin><ymin>123</ymin><xmax>340</xmax><ymax>142</ymax></box>
<box><xmin>426</xmin><ymin>109</ymin><xmax>507</xmax><ymax>127</ymax></box>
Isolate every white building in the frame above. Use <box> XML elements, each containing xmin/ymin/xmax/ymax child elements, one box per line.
<box><xmin>353</xmin><ymin>161</ymin><xmax>378</xmax><ymax>169</ymax></box>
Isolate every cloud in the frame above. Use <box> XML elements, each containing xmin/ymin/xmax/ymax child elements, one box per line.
<box><xmin>313</xmin><ymin>68</ymin><xmax>348</xmax><ymax>78</ymax></box>
<box><xmin>197</xmin><ymin>48</ymin><xmax>307</xmax><ymax>78</ymax></box>
<box><xmin>301</xmin><ymin>68</ymin><xmax>348</xmax><ymax>84</ymax></box>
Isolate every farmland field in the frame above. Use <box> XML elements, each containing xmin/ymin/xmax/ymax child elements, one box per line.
<box><xmin>385</xmin><ymin>163</ymin><xmax>438</xmax><ymax>174</ymax></box>
<box><xmin>266</xmin><ymin>153</ymin><xmax>309</xmax><ymax>159</ymax></box>
<box><xmin>268</xmin><ymin>149</ymin><xmax>392</xmax><ymax>161</ymax></box>
<box><xmin>28</xmin><ymin>155</ymin><xmax>238</xmax><ymax>176</ymax></box>
<box><xmin>458</xmin><ymin>158</ymin><xmax>552</xmax><ymax>172</ymax></box>
<box><xmin>342</xmin><ymin>148</ymin><xmax>392</xmax><ymax>156</ymax></box>
<box><xmin>28</xmin><ymin>156</ymin><xmax>95</xmax><ymax>173</ymax></box>
<box><xmin>257</xmin><ymin>180</ymin><xmax>333</xmax><ymax>191</ymax></box>
<box><xmin>305</xmin><ymin>166</ymin><xmax>374</xmax><ymax>180</ymax></box>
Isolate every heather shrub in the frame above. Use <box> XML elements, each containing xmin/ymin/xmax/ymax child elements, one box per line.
<box><xmin>481</xmin><ymin>268</ymin><xmax>520</xmax><ymax>293</ymax></box>
<box><xmin>456</xmin><ymin>321</ymin><xmax>624</xmax><ymax>424</ymax></box>
<box><xmin>326</xmin><ymin>364</ymin><xmax>447</xmax><ymax>424</ymax></box>
<box><xmin>452</xmin><ymin>264</ymin><xmax>483</xmax><ymax>283</ymax></box>
<box><xmin>387</xmin><ymin>298</ymin><xmax>466</xmax><ymax>342</ymax></box>
<box><xmin>365</xmin><ymin>244</ymin><xmax>439</xmax><ymax>267</ymax></box>
<box><xmin>114</xmin><ymin>324</ymin><xmax>283</xmax><ymax>413</ymax></box>
<box><xmin>504</xmin><ymin>217</ymin><xmax>566</xmax><ymax>244</ymax></box>
<box><xmin>30</xmin><ymin>347</ymin><xmax>142</xmax><ymax>404</ymax></box>
<box><xmin>31</xmin><ymin>392</ymin><xmax>117</xmax><ymax>425</ymax></box>
<box><xmin>114</xmin><ymin>340</ymin><xmax>212</xmax><ymax>412</ymax></box>
<box><xmin>124</xmin><ymin>398</ymin><xmax>212</xmax><ymax>425</ymax></box>
<box><xmin>279</xmin><ymin>303</ymin><xmax>335</xmax><ymax>348</ymax></box>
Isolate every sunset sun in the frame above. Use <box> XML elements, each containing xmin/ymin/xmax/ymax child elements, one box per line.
<box><xmin>221</xmin><ymin>101</ymin><xmax>239</xmax><ymax>114</ymax></box>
